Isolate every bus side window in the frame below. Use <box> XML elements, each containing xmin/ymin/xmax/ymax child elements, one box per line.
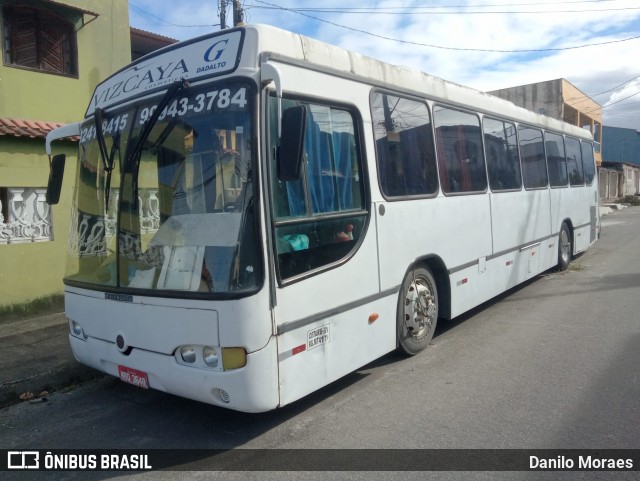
<box><xmin>581</xmin><ymin>141</ymin><xmax>596</xmax><ymax>185</ymax></box>
<box><xmin>519</xmin><ymin>126</ymin><xmax>548</xmax><ymax>189</ymax></box>
<box><xmin>483</xmin><ymin>117</ymin><xmax>521</xmax><ymax>191</ymax></box>
<box><xmin>269</xmin><ymin>96</ymin><xmax>367</xmax><ymax>280</ymax></box>
<box><xmin>545</xmin><ymin>131</ymin><xmax>568</xmax><ymax>188</ymax></box>
<box><xmin>434</xmin><ymin>105</ymin><xmax>487</xmax><ymax>194</ymax></box>
<box><xmin>370</xmin><ymin>92</ymin><xmax>438</xmax><ymax>198</ymax></box>
<box><xmin>565</xmin><ymin>136</ymin><xmax>585</xmax><ymax>186</ymax></box>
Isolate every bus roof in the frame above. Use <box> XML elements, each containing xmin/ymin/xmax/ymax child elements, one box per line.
<box><xmin>253</xmin><ymin>24</ymin><xmax>591</xmax><ymax>140</ymax></box>
<box><xmin>86</xmin><ymin>23</ymin><xmax>591</xmax><ymax>141</ymax></box>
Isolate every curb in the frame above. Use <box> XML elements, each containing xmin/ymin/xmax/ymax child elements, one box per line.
<box><xmin>0</xmin><ymin>363</ymin><xmax>103</xmax><ymax>408</ymax></box>
<box><xmin>0</xmin><ymin>316</ymin><xmax>104</xmax><ymax>408</ymax></box>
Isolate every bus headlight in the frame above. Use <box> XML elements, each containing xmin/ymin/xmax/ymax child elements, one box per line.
<box><xmin>70</xmin><ymin>320</ymin><xmax>87</xmax><ymax>339</ymax></box>
<box><xmin>180</xmin><ymin>346</ymin><xmax>197</xmax><ymax>363</ymax></box>
<box><xmin>175</xmin><ymin>345</ymin><xmax>246</xmax><ymax>371</ymax></box>
<box><xmin>203</xmin><ymin>347</ymin><xmax>219</xmax><ymax>367</ymax></box>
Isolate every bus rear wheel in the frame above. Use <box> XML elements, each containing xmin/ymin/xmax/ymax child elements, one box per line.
<box><xmin>397</xmin><ymin>266</ymin><xmax>438</xmax><ymax>355</ymax></box>
<box><xmin>558</xmin><ymin>223</ymin><xmax>572</xmax><ymax>271</ymax></box>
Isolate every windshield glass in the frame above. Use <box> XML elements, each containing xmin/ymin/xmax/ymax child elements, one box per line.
<box><xmin>67</xmin><ymin>80</ymin><xmax>262</xmax><ymax>295</ymax></box>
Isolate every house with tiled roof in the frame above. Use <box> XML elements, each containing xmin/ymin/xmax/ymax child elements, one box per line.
<box><xmin>0</xmin><ymin>0</ymin><xmax>134</xmax><ymax>307</ymax></box>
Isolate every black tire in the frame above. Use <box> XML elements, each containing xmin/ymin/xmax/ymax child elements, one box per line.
<box><xmin>397</xmin><ymin>266</ymin><xmax>439</xmax><ymax>355</ymax></box>
<box><xmin>558</xmin><ymin>223</ymin><xmax>572</xmax><ymax>271</ymax></box>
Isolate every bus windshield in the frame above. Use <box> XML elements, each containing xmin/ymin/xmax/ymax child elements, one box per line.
<box><xmin>66</xmin><ymin>80</ymin><xmax>262</xmax><ymax>296</ymax></box>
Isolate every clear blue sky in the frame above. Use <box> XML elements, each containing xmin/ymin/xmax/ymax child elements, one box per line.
<box><xmin>129</xmin><ymin>0</ymin><xmax>640</xmax><ymax>131</ymax></box>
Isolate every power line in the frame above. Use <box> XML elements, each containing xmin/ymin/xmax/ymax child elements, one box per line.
<box><xmin>603</xmin><ymin>90</ymin><xmax>640</xmax><ymax>109</ymax></box>
<box><xmin>604</xmin><ymin>108</ymin><xmax>640</xmax><ymax>117</ymax></box>
<box><xmin>569</xmin><ymin>75</ymin><xmax>640</xmax><ymax>105</ymax></box>
<box><xmin>248</xmin><ymin>4</ymin><xmax>640</xmax><ymax>15</ymax></box>
<box><xmin>584</xmin><ymin>90</ymin><xmax>640</xmax><ymax>114</ymax></box>
<box><xmin>130</xmin><ymin>2</ymin><xmax>219</xmax><ymax>28</ymax></box>
<box><xmin>247</xmin><ymin>0</ymin><xmax>620</xmax><ymax>12</ymax></box>
<box><xmin>589</xmin><ymin>75</ymin><xmax>640</xmax><ymax>98</ymax></box>
<box><xmin>605</xmin><ymin>100</ymin><xmax>640</xmax><ymax>107</ymax></box>
<box><xmin>251</xmin><ymin>0</ymin><xmax>640</xmax><ymax>53</ymax></box>
<box><xmin>129</xmin><ymin>1</ymin><xmax>640</xmax><ymax>54</ymax></box>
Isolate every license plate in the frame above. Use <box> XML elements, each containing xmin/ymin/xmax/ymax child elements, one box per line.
<box><xmin>117</xmin><ymin>365</ymin><xmax>149</xmax><ymax>389</ymax></box>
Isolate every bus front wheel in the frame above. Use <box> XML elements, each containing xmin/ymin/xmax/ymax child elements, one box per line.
<box><xmin>397</xmin><ymin>266</ymin><xmax>438</xmax><ymax>355</ymax></box>
<box><xmin>558</xmin><ymin>223</ymin><xmax>572</xmax><ymax>271</ymax></box>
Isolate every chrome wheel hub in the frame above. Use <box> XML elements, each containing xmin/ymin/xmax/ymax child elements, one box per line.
<box><xmin>404</xmin><ymin>277</ymin><xmax>436</xmax><ymax>340</ymax></box>
<box><xmin>560</xmin><ymin>229</ymin><xmax>571</xmax><ymax>263</ymax></box>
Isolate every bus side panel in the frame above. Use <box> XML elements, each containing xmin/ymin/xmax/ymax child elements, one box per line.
<box><xmin>273</xmin><ymin>216</ymin><xmax>383</xmax><ymax>406</ymax></box>
<box><xmin>491</xmin><ymin>188</ymin><xmax>555</xmax><ymax>280</ymax></box>
<box><xmin>549</xmin><ymin>185</ymin><xmax>592</xmax><ymax>255</ymax></box>
<box><xmin>574</xmin><ymin>224</ymin><xmax>592</xmax><ymax>254</ymax></box>
<box><xmin>589</xmin><ymin>181</ymin><xmax>600</xmax><ymax>245</ymax></box>
<box><xmin>575</xmin><ymin>184</ymin><xmax>599</xmax><ymax>252</ymax></box>
<box><xmin>444</xmin><ymin>189</ymin><xmax>553</xmax><ymax>318</ymax></box>
<box><xmin>490</xmin><ymin>189</ymin><xmax>552</xmax><ymax>256</ymax></box>
<box><xmin>277</xmin><ymin>295</ymin><xmax>396</xmax><ymax>407</ymax></box>
<box><xmin>375</xmin><ymin>195</ymin><xmax>492</xmax><ymax>319</ymax></box>
<box><xmin>549</xmin><ymin>188</ymin><xmax>571</xmax><ymax>239</ymax></box>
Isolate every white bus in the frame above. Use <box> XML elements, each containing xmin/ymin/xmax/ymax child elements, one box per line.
<box><xmin>45</xmin><ymin>24</ymin><xmax>599</xmax><ymax>412</ymax></box>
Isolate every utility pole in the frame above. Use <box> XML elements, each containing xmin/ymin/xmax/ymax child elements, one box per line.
<box><xmin>233</xmin><ymin>0</ymin><xmax>245</xmax><ymax>26</ymax></box>
<box><xmin>220</xmin><ymin>0</ymin><xmax>227</xmax><ymax>29</ymax></box>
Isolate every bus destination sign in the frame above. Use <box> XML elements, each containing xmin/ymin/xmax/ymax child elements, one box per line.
<box><xmin>86</xmin><ymin>30</ymin><xmax>244</xmax><ymax>117</ymax></box>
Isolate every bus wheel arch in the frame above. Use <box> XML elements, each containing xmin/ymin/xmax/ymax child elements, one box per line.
<box><xmin>558</xmin><ymin>220</ymin><xmax>573</xmax><ymax>271</ymax></box>
<box><xmin>396</xmin><ymin>257</ymin><xmax>450</xmax><ymax>356</ymax></box>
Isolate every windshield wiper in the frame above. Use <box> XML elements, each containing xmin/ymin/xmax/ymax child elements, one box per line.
<box><xmin>126</xmin><ymin>79</ymin><xmax>189</xmax><ymax>209</ymax></box>
<box><xmin>127</xmin><ymin>78</ymin><xmax>189</xmax><ymax>165</ymax></box>
<box><xmin>94</xmin><ymin>108</ymin><xmax>117</xmax><ymax>207</ymax></box>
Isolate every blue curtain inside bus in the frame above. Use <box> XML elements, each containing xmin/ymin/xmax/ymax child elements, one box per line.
<box><xmin>285</xmin><ymin>110</ymin><xmax>355</xmax><ymax>216</ymax></box>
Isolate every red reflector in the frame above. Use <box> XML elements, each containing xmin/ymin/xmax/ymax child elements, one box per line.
<box><xmin>368</xmin><ymin>313</ymin><xmax>379</xmax><ymax>324</ymax></box>
<box><xmin>506</xmin><ymin>260</ymin><xmax>513</xmax><ymax>266</ymax></box>
<box><xmin>292</xmin><ymin>344</ymin><xmax>306</xmax><ymax>356</ymax></box>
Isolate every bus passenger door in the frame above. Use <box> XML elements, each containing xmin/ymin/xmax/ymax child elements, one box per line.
<box><xmin>266</xmin><ymin>94</ymin><xmax>389</xmax><ymax>407</ymax></box>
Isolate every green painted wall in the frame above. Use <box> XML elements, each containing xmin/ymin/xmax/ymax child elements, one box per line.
<box><xmin>0</xmin><ymin>0</ymin><xmax>131</xmax><ymax>308</ymax></box>
<box><xmin>0</xmin><ymin>0</ymin><xmax>131</xmax><ymax>122</ymax></box>
<box><xmin>0</xmin><ymin>137</ymin><xmax>77</xmax><ymax>305</ymax></box>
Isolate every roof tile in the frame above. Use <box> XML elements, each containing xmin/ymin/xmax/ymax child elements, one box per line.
<box><xmin>0</xmin><ymin>117</ymin><xmax>68</xmax><ymax>139</ymax></box>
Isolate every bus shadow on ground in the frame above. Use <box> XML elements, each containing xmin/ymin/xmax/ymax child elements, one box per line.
<box><xmin>433</xmin><ymin>274</ymin><xmax>541</xmax><ymax>339</ymax></box>
<box><xmin>355</xmin><ymin>271</ymin><xmax>546</xmax><ymax>374</ymax></box>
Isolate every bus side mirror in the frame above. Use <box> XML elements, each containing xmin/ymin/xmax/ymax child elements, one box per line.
<box><xmin>278</xmin><ymin>106</ymin><xmax>307</xmax><ymax>181</ymax></box>
<box><xmin>46</xmin><ymin>154</ymin><xmax>66</xmax><ymax>205</ymax></box>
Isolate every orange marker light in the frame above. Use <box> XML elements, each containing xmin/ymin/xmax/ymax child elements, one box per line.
<box><xmin>368</xmin><ymin>313</ymin><xmax>379</xmax><ymax>324</ymax></box>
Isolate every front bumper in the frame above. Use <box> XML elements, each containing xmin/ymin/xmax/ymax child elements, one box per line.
<box><xmin>69</xmin><ymin>334</ymin><xmax>279</xmax><ymax>413</ymax></box>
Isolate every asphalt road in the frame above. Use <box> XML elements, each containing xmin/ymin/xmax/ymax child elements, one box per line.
<box><xmin>1</xmin><ymin>207</ymin><xmax>639</xmax><ymax>481</ymax></box>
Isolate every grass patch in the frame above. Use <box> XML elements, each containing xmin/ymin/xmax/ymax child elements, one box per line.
<box><xmin>568</xmin><ymin>261</ymin><xmax>587</xmax><ymax>272</ymax></box>
<box><xmin>0</xmin><ymin>294</ymin><xmax>64</xmax><ymax>323</ymax></box>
